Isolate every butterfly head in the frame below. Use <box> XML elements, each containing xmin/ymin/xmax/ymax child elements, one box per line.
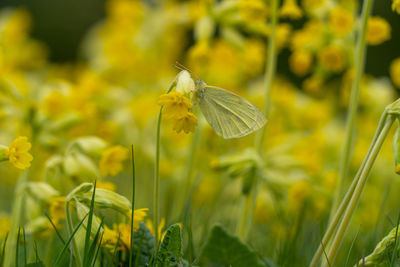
<box><xmin>191</xmin><ymin>79</ymin><xmax>206</xmax><ymax>104</ymax></box>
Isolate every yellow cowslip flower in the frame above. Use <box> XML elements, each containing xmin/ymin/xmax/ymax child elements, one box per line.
<box><xmin>303</xmin><ymin>76</ymin><xmax>324</xmax><ymax>96</ymax></box>
<box><xmin>366</xmin><ymin>17</ymin><xmax>391</xmax><ymax>46</ymax></box>
<box><xmin>318</xmin><ymin>45</ymin><xmax>346</xmax><ymax>73</ymax></box>
<box><xmin>6</xmin><ymin>136</ymin><xmax>33</xmax><ymax>169</ymax></box>
<box><xmin>172</xmin><ymin>112</ymin><xmax>198</xmax><ymax>134</ymax></box>
<box><xmin>288</xmin><ymin>180</ymin><xmax>310</xmax><ymax>211</ymax></box>
<box><xmin>328</xmin><ymin>7</ymin><xmax>354</xmax><ymax>37</ymax></box>
<box><xmin>101</xmin><ymin>225</ymin><xmax>119</xmax><ymax>248</ymax></box>
<box><xmin>128</xmin><ymin>208</ymin><xmax>149</xmax><ymax>231</ymax></box>
<box><xmin>289</xmin><ymin>50</ymin><xmax>313</xmax><ymax>76</ymax></box>
<box><xmin>49</xmin><ymin>196</ymin><xmax>66</xmax><ymax>227</ymax></box>
<box><xmin>158</xmin><ymin>92</ymin><xmax>192</xmax><ymax>119</ymax></box>
<box><xmin>279</xmin><ymin>0</ymin><xmax>303</xmax><ymax>20</ymax></box>
<box><xmin>390</xmin><ymin>57</ymin><xmax>400</xmax><ymax>88</ymax></box>
<box><xmin>276</xmin><ymin>23</ymin><xmax>292</xmax><ymax>50</ymax></box>
<box><xmin>238</xmin><ymin>0</ymin><xmax>268</xmax><ymax>23</ymax></box>
<box><xmin>41</xmin><ymin>90</ymin><xmax>68</xmax><ymax>117</ymax></box>
<box><xmin>97</xmin><ymin>181</ymin><xmax>117</xmax><ymax>192</ymax></box>
<box><xmin>393</xmin><ymin>0</ymin><xmax>400</xmax><ymax>14</ymax></box>
<box><xmin>0</xmin><ymin>215</ymin><xmax>10</xmax><ymax>239</ymax></box>
<box><xmin>99</xmin><ymin>145</ymin><xmax>129</xmax><ymax>177</ymax></box>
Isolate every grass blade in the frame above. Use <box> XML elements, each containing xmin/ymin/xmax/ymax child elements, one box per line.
<box><xmin>345</xmin><ymin>226</ymin><xmax>360</xmax><ymax>267</ymax></box>
<box><xmin>53</xmin><ymin>213</ymin><xmax>88</xmax><ymax>266</ymax></box>
<box><xmin>129</xmin><ymin>145</ymin><xmax>135</xmax><ymax>267</ymax></box>
<box><xmin>83</xmin><ymin>180</ymin><xmax>97</xmax><ymax>266</ymax></box>
<box><xmin>87</xmin><ymin>219</ymin><xmax>104</xmax><ymax>265</ymax></box>
<box><xmin>390</xmin><ymin>211</ymin><xmax>400</xmax><ymax>266</ymax></box>
<box><xmin>91</xmin><ymin>232</ymin><xmax>104</xmax><ymax>267</ymax></box>
<box><xmin>45</xmin><ymin>213</ymin><xmax>66</xmax><ymax>245</ymax></box>
<box><xmin>16</xmin><ymin>227</ymin><xmax>20</xmax><ymax>267</ymax></box>
<box><xmin>1</xmin><ymin>233</ymin><xmax>8</xmax><ymax>267</ymax></box>
<box><xmin>22</xmin><ymin>228</ymin><xmax>27</xmax><ymax>266</ymax></box>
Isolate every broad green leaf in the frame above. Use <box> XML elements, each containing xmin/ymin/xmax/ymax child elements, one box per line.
<box><xmin>156</xmin><ymin>223</ymin><xmax>182</xmax><ymax>267</ymax></box>
<box><xmin>198</xmin><ymin>225</ymin><xmax>264</xmax><ymax>267</ymax></box>
<box><xmin>133</xmin><ymin>222</ymin><xmax>155</xmax><ymax>267</ymax></box>
<box><xmin>26</xmin><ymin>261</ymin><xmax>45</xmax><ymax>267</ymax></box>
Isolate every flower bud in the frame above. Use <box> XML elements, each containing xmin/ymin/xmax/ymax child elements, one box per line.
<box><xmin>176</xmin><ymin>70</ymin><xmax>195</xmax><ymax>95</ymax></box>
<box><xmin>25</xmin><ymin>182</ymin><xmax>60</xmax><ymax>204</ymax></box>
<box><xmin>63</xmin><ymin>151</ymin><xmax>100</xmax><ymax>181</ymax></box>
<box><xmin>74</xmin><ymin>136</ymin><xmax>108</xmax><ymax>157</ymax></box>
<box><xmin>75</xmin><ymin>201</ymin><xmax>103</xmax><ymax>237</ymax></box>
<box><xmin>67</xmin><ymin>182</ymin><xmax>93</xmax><ymax>201</ymax></box>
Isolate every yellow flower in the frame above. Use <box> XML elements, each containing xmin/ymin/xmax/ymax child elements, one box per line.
<box><xmin>172</xmin><ymin>112</ymin><xmax>198</xmax><ymax>134</ymax></box>
<box><xmin>6</xmin><ymin>136</ymin><xmax>33</xmax><ymax>169</ymax></box>
<box><xmin>42</xmin><ymin>90</ymin><xmax>68</xmax><ymax>117</ymax></box>
<box><xmin>129</xmin><ymin>208</ymin><xmax>149</xmax><ymax>231</ymax></box>
<box><xmin>99</xmin><ymin>145</ymin><xmax>129</xmax><ymax>176</ymax></box>
<box><xmin>302</xmin><ymin>0</ymin><xmax>325</xmax><ymax>10</ymax></box>
<box><xmin>328</xmin><ymin>7</ymin><xmax>354</xmax><ymax>37</ymax></box>
<box><xmin>366</xmin><ymin>17</ymin><xmax>391</xmax><ymax>46</ymax></box>
<box><xmin>303</xmin><ymin>76</ymin><xmax>324</xmax><ymax>96</ymax></box>
<box><xmin>146</xmin><ymin>217</ymin><xmax>166</xmax><ymax>241</ymax></box>
<box><xmin>158</xmin><ymin>92</ymin><xmax>192</xmax><ymax>119</ymax></box>
<box><xmin>318</xmin><ymin>45</ymin><xmax>346</xmax><ymax>73</ymax></box>
<box><xmin>289</xmin><ymin>50</ymin><xmax>313</xmax><ymax>76</ymax></box>
<box><xmin>101</xmin><ymin>225</ymin><xmax>119</xmax><ymax>248</ymax></box>
<box><xmin>238</xmin><ymin>0</ymin><xmax>268</xmax><ymax>23</ymax></box>
<box><xmin>279</xmin><ymin>0</ymin><xmax>303</xmax><ymax>20</ymax></box>
<box><xmin>288</xmin><ymin>180</ymin><xmax>310</xmax><ymax>210</ymax></box>
<box><xmin>276</xmin><ymin>23</ymin><xmax>292</xmax><ymax>50</ymax></box>
<box><xmin>49</xmin><ymin>196</ymin><xmax>66</xmax><ymax>227</ymax></box>
<box><xmin>393</xmin><ymin>0</ymin><xmax>400</xmax><ymax>14</ymax></box>
<box><xmin>390</xmin><ymin>58</ymin><xmax>400</xmax><ymax>88</ymax></box>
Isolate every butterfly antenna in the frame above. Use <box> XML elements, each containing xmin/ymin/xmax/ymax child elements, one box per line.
<box><xmin>173</xmin><ymin>61</ymin><xmax>199</xmax><ymax>80</ymax></box>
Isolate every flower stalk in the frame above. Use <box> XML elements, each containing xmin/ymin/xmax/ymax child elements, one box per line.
<box><xmin>330</xmin><ymin>0</ymin><xmax>374</xmax><ymax>219</ymax></box>
<box><xmin>237</xmin><ymin>0</ymin><xmax>279</xmax><ymax>240</ymax></box>
<box><xmin>154</xmin><ymin>80</ymin><xmax>176</xmax><ymax>253</ymax></box>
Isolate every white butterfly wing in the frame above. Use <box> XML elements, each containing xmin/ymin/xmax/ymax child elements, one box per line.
<box><xmin>198</xmin><ymin>86</ymin><xmax>267</xmax><ymax>139</ymax></box>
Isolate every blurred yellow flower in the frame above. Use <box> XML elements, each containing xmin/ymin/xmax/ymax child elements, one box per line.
<box><xmin>146</xmin><ymin>217</ymin><xmax>166</xmax><ymax>241</ymax></box>
<box><xmin>303</xmin><ymin>76</ymin><xmax>324</xmax><ymax>96</ymax></box>
<box><xmin>172</xmin><ymin>112</ymin><xmax>198</xmax><ymax>134</ymax></box>
<box><xmin>318</xmin><ymin>45</ymin><xmax>346</xmax><ymax>73</ymax></box>
<box><xmin>42</xmin><ymin>90</ymin><xmax>68</xmax><ymax>117</ymax></box>
<box><xmin>302</xmin><ymin>0</ymin><xmax>324</xmax><ymax>10</ymax></box>
<box><xmin>288</xmin><ymin>180</ymin><xmax>310</xmax><ymax>210</ymax></box>
<box><xmin>366</xmin><ymin>17</ymin><xmax>391</xmax><ymax>46</ymax></box>
<box><xmin>276</xmin><ymin>23</ymin><xmax>292</xmax><ymax>49</ymax></box>
<box><xmin>158</xmin><ymin>92</ymin><xmax>192</xmax><ymax>119</ymax></box>
<box><xmin>6</xmin><ymin>136</ymin><xmax>33</xmax><ymax>169</ymax></box>
<box><xmin>99</xmin><ymin>145</ymin><xmax>129</xmax><ymax>176</ymax></box>
<box><xmin>49</xmin><ymin>196</ymin><xmax>66</xmax><ymax>227</ymax></box>
<box><xmin>390</xmin><ymin>57</ymin><xmax>400</xmax><ymax>88</ymax></box>
<box><xmin>393</xmin><ymin>0</ymin><xmax>400</xmax><ymax>14</ymax></box>
<box><xmin>279</xmin><ymin>0</ymin><xmax>303</xmax><ymax>20</ymax></box>
<box><xmin>289</xmin><ymin>50</ymin><xmax>313</xmax><ymax>76</ymax></box>
<box><xmin>328</xmin><ymin>7</ymin><xmax>354</xmax><ymax>37</ymax></box>
<box><xmin>238</xmin><ymin>0</ymin><xmax>268</xmax><ymax>23</ymax></box>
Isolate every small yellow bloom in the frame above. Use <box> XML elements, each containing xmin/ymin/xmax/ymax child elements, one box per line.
<box><xmin>172</xmin><ymin>112</ymin><xmax>198</xmax><ymax>134</ymax></box>
<box><xmin>390</xmin><ymin>57</ymin><xmax>400</xmax><ymax>88</ymax></box>
<box><xmin>318</xmin><ymin>45</ymin><xmax>346</xmax><ymax>73</ymax></box>
<box><xmin>101</xmin><ymin>225</ymin><xmax>119</xmax><ymax>248</ymax></box>
<box><xmin>6</xmin><ymin>136</ymin><xmax>33</xmax><ymax>169</ymax></box>
<box><xmin>146</xmin><ymin>218</ymin><xmax>166</xmax><ymax>241</ymax></box>
<box><xmin>393</xmin><ymin>0</ymin><xmax>400</xmax><ymax>14</ymax></box>
<box><xmin>238</xmin><ymin>0</ymin><xmax>268</xmax><ymax>23</ymax></box>
<box><xmin>158</xmin><ymin>92</ymin><xmax>192</xmax><ymax>119</ymax></box>
<box><xmin>280</xmin><ymin>0</ymin><xmax>303</xmax><ymax>20</ymax></box>
<box><xmin>42</xmin><ymin>90</ymin><xmax>68</xmax><ymax>117</ymax></box>
<box><xmin>303</xmin><ymin>76</ymin><xmax>324</xmax><ymax>96</ymax></box>
<box><xmin>366</xmin><ymin>17</ymin><xmax>391</xmax><ymax>46</ymax></box>
<box><xmin>302</xmin><ymin>0</ymin><xmax>325</xmax><ymax>10</ymax></box>
<box><xmin>276</xmin><ymin>23</ymin><xmax>292</xmax><ymax>49</ymax></box>
<box><xmin>49</xmin><ymin>196</ymin><xmax>66</xmax><ymax>227</ymax></box>
<box><xmin>328</xmin><ymin>7</ymin><xmax>354</xmax><ymax>37</ymax></box>
<box><xmin>99</xmin><ymin>145</ymin><xmax>129</xmax><ymax>176</ymax></box>
<box><xmin>289</xmin><ymin>50</ymin><xmax>313</xmax><ymax>76</ymax></box>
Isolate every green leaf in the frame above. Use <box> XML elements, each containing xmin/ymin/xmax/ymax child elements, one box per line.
<box><xmin>134</xmin><ymin>223</ymin><xmax>155</xmax><ymax>267</ymax></box>
<box><xmin>198</xmin><ymin>225</ymin><xmax>264</xmax><ymax>267</ymax></box>
<box><xmin>156</xmin><ymin>224</ymin><xmax>182</xmax><ymax>267</ymax></box>
<box><xmin>26</xmin><ymin>261</ymin><xmax>45</xmax><ymax>267</ymax></box>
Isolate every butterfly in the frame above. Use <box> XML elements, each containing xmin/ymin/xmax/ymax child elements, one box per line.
<box><xmin>192</xmin><ymin>78</ymin><xmax>267</xmax><ymax>139</ymax></box>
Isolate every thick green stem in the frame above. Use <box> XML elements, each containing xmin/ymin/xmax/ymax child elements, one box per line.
<box><xmin>237</xmin><ymin>0</ymin><xmax>279</xmax><ymax>241</ymax></box>
<box><xmin>310</xmin><ymin>112</ymin><xmax>388</xmax><ymax>267</ymax></box>
<box><xmin>324</xmin><ymin>115</ymin><xmax>394</xmax><ymax>265</ymax></box>
<box><xmin>65</xmin><ymin>200</ymin><xmax>83</xmax><ymax>267</ymax></box>
<box><xmin>330</xmin><ymin>0</ymin><xmax>374</xmax><ymax>219</ymax></box>
<box><xmin>153</xmin><ymin>81</ymin><xmax>176</xmax><ymax>255</ymax></box>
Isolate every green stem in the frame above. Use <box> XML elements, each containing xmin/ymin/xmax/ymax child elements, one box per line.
<box><xmin>330</xmin><ymin>0</ymin><xmax>374</xmax><ymax>220</ymax></box>
<box><xmin>4</xmin><ymin>170</ymin><xmax>29</xmax><ymax>267</ymax></box>
<box><xmin>237</xmin><ymin>0</ymin><xmax>279</xmax><ymax>241</ymax></box>
<box><xmin>153</xmin><ymin>81</ymin><xmax>176</xmax><ymax>256</ymax></box>
<box><xmin>65</xmin><ymin>200</ymin><xmax>83</xmax><ymax>267</ymax></box>
<box><xmin>324</xmin><ymin>114</ymin><xmax>395</xmax><ymax>265</ymax></box>
<box><xmin>310</xmin><ymin>112</ymin><xmax>388</xmax><ymax>267</ymax></box>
